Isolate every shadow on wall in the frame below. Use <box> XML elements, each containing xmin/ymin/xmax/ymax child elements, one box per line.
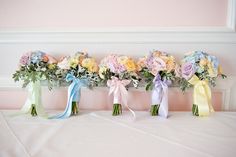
<box><xmin>0</xmin><ymin>88</ymin><xmax>222</xmax><ymax>111</ymax></box>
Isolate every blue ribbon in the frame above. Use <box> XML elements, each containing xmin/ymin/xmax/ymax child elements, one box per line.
<box><xmin>50</xmin><ymin>73</ymin><xmax>88</xmax><ymax>119</ymax></box>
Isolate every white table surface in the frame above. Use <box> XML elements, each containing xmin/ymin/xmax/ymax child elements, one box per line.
<box><xmin>0</xmin><ymin>110</ymin><xmax>236</xmax><ymax>157</ymax></box>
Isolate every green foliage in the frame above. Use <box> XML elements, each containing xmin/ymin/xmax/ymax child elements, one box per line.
<box><xmin>112</xmin><ymin>103</ymin><xmax>122</xmax><ymax>116</ymax></box>
<box><xmin>150</xmin><ymin>104</ymin><xmax>160</xmax><ymax>116</ymax></box>
<box><xmin>12</xmin><ymin>62</ymin><xmax>59</xmax><ymax>90</ymax></box>
<box><xmin>55</xmin><ymin>64</ymin><xmax>101</xmax><ymax>89</ymax></box>
<box><xmin>139</xmin><ymin>68</ymin><xmax>176</xmax><ymax>91</ymax></box>
<box><xmin>178</xmin><ymin>78</ymin><xmax>193</xmax><ymax>92</ymax></box>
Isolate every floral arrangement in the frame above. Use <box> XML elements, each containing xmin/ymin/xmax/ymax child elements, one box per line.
<box><xmin>179</xmin><ymin>51</ymin><xmax>226</xmax><ymax>116</ymax></box>
<box><xmin>13</xmin><ymin>51</ymin><xmax>58</xmax><ymax>117</ymax></box>
<box><xmin>51</xmin><ymin>52</ymin><xmax>100</xmax><ymax>118</ymax></box>
<box><xmin>99</xmin><ymin>54</ymin><xmax>140</xmax><ymax>116</ymax></box>
<box><xmin>56</xmin><ymin>52</ymin><xmax>100</xmax><ymax>87</ymax></box>
<box><xmin>12</xmin><ymin>50</ymin><xmax>227</xmax><ymax>119</ymax></box>
<box><xmin>137</xmin><ymin>50</ymin><xmax>177</xmax><ymax>117</ymax></box>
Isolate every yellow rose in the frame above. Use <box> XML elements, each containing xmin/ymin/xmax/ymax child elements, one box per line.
<box><xmin>48</xmin><ymin>64</ymin><xmax>56</xmax><ymax>70</ymax></box>
<box><xmin>153</xmin><ymin>51</ymin><xmax>162</xmax><ymax>57</ymax></box>
<box><xmin>199</xmin><ymin>59</ymin><xmax>208</xmax><ymax>67</ymax></box>
<box><xmin>166</xmin><ymin>61</ymin><xmax>175</xmax><ymax>72</ymax></box>
<box><xmin>137</xmin><ymin>57</ymin><xmax>146</xmax><ymax>71</ymax></box>
<box><xmin>74</xmin><ymin>52</ymin><xmax>87</xmax><ymax>65</ymax></box>
<box><xmin>82</xmin><ymin>58</ymin><xmax>98</xmax><ymax>73</ymax></box>
<box><xmin>165</xmin><ymin>56</ymin><xmax>175</xmax><ymax>72</ymax></box>
<box><xmin>160</xmin><ymin>55</ymin><xmax>169</xmax><ymax>63</ymax></box>
<box><xmin>81</xmin><ymin>58</ymin><xmax>90</xmax><ymax>67</ymax></box>
<box><xmin>125</xmin><ymin>59</ymin><xmax>136</xmax><ymax>72</ymax></box>
<box><xmin>90</xmin><ymin>64</ymin><xmax>98</xmax><ymax>73</ymax></box>
<box><xmin>99</xmin><ymin>66</ymin><xmax>107</xmax><ymax>79</ymax></box>
<box><xmin>69</xmin><ymin>58</ymin><xmax>79</xmax><ymax>68</ymax></box>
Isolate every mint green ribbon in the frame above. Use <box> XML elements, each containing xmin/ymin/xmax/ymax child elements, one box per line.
<box><xmin>13</xmin><ymin>80</ymin><xmax>48</xmax><ymax>117</ymax></box>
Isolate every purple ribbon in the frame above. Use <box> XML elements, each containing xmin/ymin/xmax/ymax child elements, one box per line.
<box><xmin>152</xmin><ymin>74</ymin><xmax>171</xmax><ymax>118</ymax></box>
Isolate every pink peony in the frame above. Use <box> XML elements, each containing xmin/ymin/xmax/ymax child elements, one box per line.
<box><xmin>19</xmin><ymin>53</ymin><xmax>31</xmax><ymax>66</ymax></box>
<box><xmin>147</xmin><ymin>57</ymin><xmax>166</xmax><ymax>75</ymax></box>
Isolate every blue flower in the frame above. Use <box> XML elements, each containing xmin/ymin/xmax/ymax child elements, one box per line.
<box><xmin>30</xmin><ymin>51</ymin><xmax>45</xmax><ymax>64</ymax></box>
<box><xmin>193</xmin><ymin>51</ymin><xmax>206</xmax><ymax>61</ymax></box>
<box><xmin>207</xmin><ymin>55</ymin><xmax>219</xmax><ymax>71</ymax></box>
<box><xmin>183</xmin><ymin>55</ymin><xmax>195</xmax><ymax>64</ymax></box>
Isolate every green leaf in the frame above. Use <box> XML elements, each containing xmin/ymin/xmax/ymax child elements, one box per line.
<box><xmin>145</xmin><ymin>82</ymin><xmax>153</xmax><ymax>91</ymax></box>
<box><xmin>221</xmin><ymin>74</ymin><xmax>227</xmax><ymax>79</ymax></box>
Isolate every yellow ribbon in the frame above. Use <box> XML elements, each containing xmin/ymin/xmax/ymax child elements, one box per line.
<box><xmin>188</xmin><ymin>75</ymin><xmax>214</xmax><ymax>116</ymax></box>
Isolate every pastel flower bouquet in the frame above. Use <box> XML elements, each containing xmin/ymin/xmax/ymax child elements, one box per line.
<box><xmin>52</xmin><ymin>52</ymin><xmax>100</xmax><ymax>118</ymax></box>
<box><xmin>99</xmin><ymin>54</ymin><xmax>140</xmax><ymax>116</ymax></box>
<box><xmin>13</xmin><ymin>51</ymin><xmax>58</xmax><ymax>117</ymax></box>
<box><xmin>179</xmin><ymin>51</ymin><xmax>226</xmax><ymax>116</ymax></box>
<box><xmin>137</xmin><ymin>50</ymin><xmax>177</xmax><ymax>117</ymax></box>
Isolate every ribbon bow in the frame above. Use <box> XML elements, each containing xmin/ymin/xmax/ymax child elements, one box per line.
<box><xmin>107</xmin><ymin>77</ymin><xmax>135</xmax><ymax>117</ymax></box>
<box><xmin>151</xmin><ymin>74</ymin><xmax>171</xmax><ymax>118</ymax></box>
<box><xmin>50</xmin><ymin>73</ymin><xmax>88</xmax><ymax>119</ymax></box>
<box><xmin>188</xmin><ymin>75</ymin><xmax>214</xmax><ymax>116</ymax></box>
<box><xmin>19</xmin><ymin>80</ymin><xmax>47</xmax><ymax>117</ymax></box>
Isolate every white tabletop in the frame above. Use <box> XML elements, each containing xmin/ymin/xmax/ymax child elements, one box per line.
<box><xmin>0</xmin><ymin>110</ymin><xmax>236</xmax><ymax>157</ymax></box>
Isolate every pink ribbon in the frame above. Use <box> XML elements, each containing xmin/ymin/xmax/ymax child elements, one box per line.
<box><xmin>107</xmin><ymin>77</ymin><xmax>135</xmax><ymax>117</ymax></box>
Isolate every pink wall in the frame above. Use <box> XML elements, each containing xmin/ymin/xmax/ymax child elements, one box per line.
<box><xmin>0</xmin><ymin>89</ymin><xmax>222</xmax><ymax>111</ymax></box>
<box><xmin>0</xmin><ymin>0</ymin><xmax>227</xmax><ymax>28</ymax></box>
<box><xmin>0</xmin><ymin>0</ymin><xmax>229</xmax><ymax>111</ymax></box>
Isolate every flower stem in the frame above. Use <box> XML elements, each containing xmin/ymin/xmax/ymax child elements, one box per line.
<box><xmin>31</xmin><ymin>104</ymin><xmax>37</xmax><ymax>117</ymax></box>
<box><xmin>112</xmin><ymin>104</ymin><xmax>122</xmax><ymax>116</ymax></box>
<box><xmin>192</xmin><ymin>104</ymin><xmax>199</xmax><ymax>116</ymax></box>
<box><xmin>150</xmin><ymin>104</ymin><xmax>160</xmax><ymax>116</ymax></box>
<box><xmin>72</xmin><ymin>101</ymin><xmax>79</xmax><ymax>115</ymax></box>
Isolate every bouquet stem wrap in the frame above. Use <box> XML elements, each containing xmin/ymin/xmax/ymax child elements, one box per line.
<box><xmin>151</xmin><ymin>74</ymin><xmax>170</xmax><ymax>118</ymax></box>
<box><xmin>188</xmin><ymin>75</ymin><xmax>214</xmax><ymax>116</ymax></box>
<box><xmin>21</xmin><ymin>80</ymin><xmax>47</xmax><ymax>117</ymax></box>
<box><xmin>107</xmin><ymin>77</ymin><xmax>135</xmax><ymax>117</ymax></box>
<box><xmin>50</xmin><ymin>74</ymin><xmax>88</xmax><ymax>119</ymax></box>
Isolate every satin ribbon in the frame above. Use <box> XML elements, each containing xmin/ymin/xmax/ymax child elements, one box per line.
<box><xmin>20</xmin><ymin>80</ymin><xmax>47</xmax><ymax>117</ymax></box>
<box><xmin>151</xmin><ymin>74</ymin><xmax>170</xmax><ymax>118</ymax></box>
<box><xmin>188</xmin><ymin>75</ymin><xmax>214</xmax><ymax>116</ymax></box>
<box><xmin>107</xmin><ymin>77</ymin><xmax>135</xmax><ymax>118</ymax></box>
<box><xmin>50</xmin><ymin>74</ymin><xmax>88</xmax><ymax>119</ymax></box>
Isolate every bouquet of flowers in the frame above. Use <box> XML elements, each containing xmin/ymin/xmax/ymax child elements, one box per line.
<box><xmin>51</xmin><ymin>51</ymin><xmax>100</xmax><ymax>118</ymax></box>
<box><xmin>13</xmin><ymin>51</ymin><xmax>58</xmax><ymax>117</ymax></box>
<box><xmin>137</xmin><ymin>50</ymin><xmax>177</xmax><ymax>118</ymax></box>
<box><xmin>179</xmin><ymin>51</ymin><xmax>226</xmax><ymax>116</ymax></box>
<box><xmin>99</xmin><ymin>54</ymin><xmax>140</xmax><ymax>116</ymax></box>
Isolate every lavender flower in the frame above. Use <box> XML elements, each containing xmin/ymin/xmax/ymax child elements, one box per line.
<box><xmin>181</xmin><ymin>62</ymin><xmax>195</xmax><ymax>80</ymax></box>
